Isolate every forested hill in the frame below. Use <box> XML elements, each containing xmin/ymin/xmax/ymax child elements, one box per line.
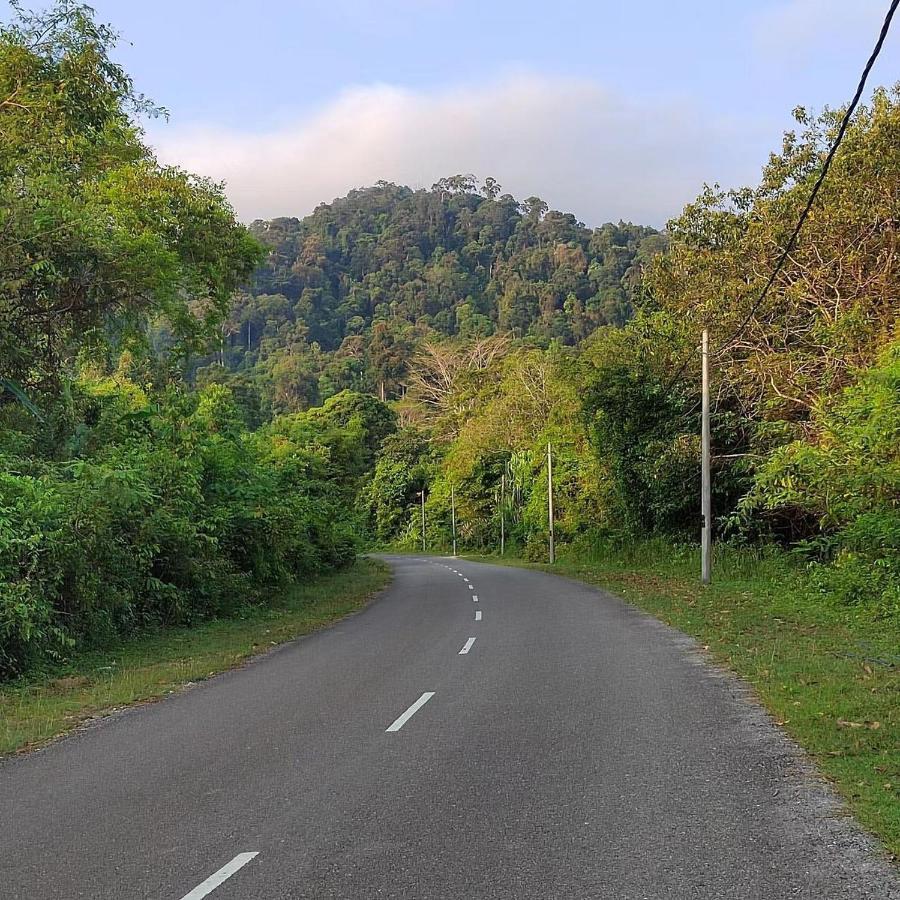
<box><xmin>196</xmin><ymin>179</ymin><xmax>664</xmax><ymax>411</ymax></box>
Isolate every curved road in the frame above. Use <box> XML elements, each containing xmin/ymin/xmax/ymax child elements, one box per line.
<box><xmin>1</xmin><ymin>556</ymin><xmax>897</xmax><ymax>899</ymax></box>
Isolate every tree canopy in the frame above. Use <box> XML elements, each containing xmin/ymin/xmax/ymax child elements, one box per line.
<box><xmin>190</xmin><ymin>179</ymin><xmax>664</xmax><ymax>413</ymax></box>
<box><xmin>0</xmin><ymin>1</ymin><xmax>262</xmax><ymax>397</ymax></box>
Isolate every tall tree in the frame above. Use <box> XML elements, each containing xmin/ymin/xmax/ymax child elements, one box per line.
<box><xmin>0</xmin><ymin>1</ymin><xmax>262</xmax><ymax>397</ymax></box>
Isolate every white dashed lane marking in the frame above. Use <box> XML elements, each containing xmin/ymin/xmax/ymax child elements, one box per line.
<box><xmin>179</xmin><ymin>853</ymin><xmax>259</xmax><ymax>900</ymax></box>
<box><xmin>386</xmin><ymin>692</ymin><xmax>436</xmax><ymax>733</ymax></box>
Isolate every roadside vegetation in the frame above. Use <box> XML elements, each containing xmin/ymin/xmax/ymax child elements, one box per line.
<box><xmin>0</xmin><ymin>557</ymin><xmax>390</xmax><ymax>755</ymax></box>
<box><xmin>0</xmin><ymin>4</ymin><xmax>394</xmax><ymax>679</ymax></box>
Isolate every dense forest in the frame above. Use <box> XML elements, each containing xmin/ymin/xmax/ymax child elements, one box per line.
<box><xmin>185</xmin><ymin>181</ymin><xmax>663</xmax><ymax>417</ymax></box>
<box><xmin>1</xmin><ymin>2</ymin><xmax>897</xmax><ymax>679</ymax></box>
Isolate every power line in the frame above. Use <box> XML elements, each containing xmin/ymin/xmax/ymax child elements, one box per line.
<box><xmin>663</xmin><ymin>0</ymin><xmax>900</xmax><ymax>391</ymax></box>
<box><xmin>721</xmin><ymin>0</ymin><xmax>899</xmax><ymax>354</ymax></box>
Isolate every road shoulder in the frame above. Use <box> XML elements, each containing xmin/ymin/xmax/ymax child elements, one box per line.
<box><xmin>463</xmin><ymin>551</ymin><xmax>900</xmax><ymax>866</ymax></box>
<box><xmin>0</xmin><ymin>557</ymin><xmax>391</xmax><ymax>757</ymax></box>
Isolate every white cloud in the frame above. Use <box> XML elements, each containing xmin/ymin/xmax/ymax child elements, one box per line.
<box><xmin>149</xmin><ymin>74</ymin><xmax>761</xmax><ymax>228</ymax></box>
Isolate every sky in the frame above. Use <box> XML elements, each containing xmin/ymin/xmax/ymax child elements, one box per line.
<box><xmin>6</xmin><ymin>0</ymin><xmax>900</xmax><ymax>226</ymax></box>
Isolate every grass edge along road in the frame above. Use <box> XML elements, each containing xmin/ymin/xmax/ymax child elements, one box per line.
<box><xmin>463</xmin><ymin>543</ymin><xmax>899</xmax><ymax>861</ymax></box>
<box><xmin>0</xmin><ymin>557</ymin><xmax>391</xmax><ymax>757</ymax></box>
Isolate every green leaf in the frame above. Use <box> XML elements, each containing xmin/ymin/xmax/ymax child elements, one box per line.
<box><xmin>120</xmin><ymin>408</ymin><xmax>157</xmax><ymax>424</ymax></box>
<box><xmin>0</xmin><ymin>378</ymin><xmax>44</xmax><ymax>421</ymax></box>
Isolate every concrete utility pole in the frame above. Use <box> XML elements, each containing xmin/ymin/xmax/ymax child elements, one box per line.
<box><xmin>547</xmin><ymin>442</ymin><xmax>555</xmax><ymax>564</ymax></box>
<box><xmin>451</xmin><ymin>484</ymin><xmax>457</xmax><ymax>557</ymax></box>
<box><xmin>701</xmin><ymin>329</ymin><xmax>712</xmax><ymax>585</ymax></box>
<box><xmin>500</xmin><ymin>474</ymin><xmax>506</xmax><ymax>557</ymax></box>
<box><xmin>420</xmin><ymin>489</ymin><xmax>426</xmax><ymax>553</ymax></box>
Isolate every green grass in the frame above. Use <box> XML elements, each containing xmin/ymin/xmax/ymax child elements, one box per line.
<box><xmin>0</xmin><ymin>557</ymin><xmax>391</xmax><ymax>756</ymax></box>
<box><xmin>466</xmin><ymin>541</ymin><xmax>899</xmax><ymax>860</ymax></box>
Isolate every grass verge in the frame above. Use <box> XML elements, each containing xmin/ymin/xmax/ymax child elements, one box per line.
<box><xmin>466</xmin><ymin>542</ymin><xmax>899</xmax><ymax>859</ymax></box>
<box><xmin>0</xmin><ymin>557</ymin><xmax>390</xmax><ymax>757</ymax></box>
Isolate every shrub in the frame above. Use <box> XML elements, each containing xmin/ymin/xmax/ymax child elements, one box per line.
<box><xmin>0</xmin><ymin>380</ymin><xmax>389</xmax><ymax>676</ymax></box>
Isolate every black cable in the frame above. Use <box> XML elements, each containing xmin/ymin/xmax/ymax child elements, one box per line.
<box><xmin>663</xmin><ymin>0</ymin><xmax>900</xmax><ymax>390</ymax></box>
<box><xmin>721</xmin><ymin>0</ymin><xmax>899</xmax><ymax>353</ymax></box>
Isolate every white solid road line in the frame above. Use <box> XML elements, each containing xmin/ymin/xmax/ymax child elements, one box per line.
<box><xmin>386</xmin><ymin>692</ymin><xmax>435</xmax><ymax>732</ymax></box>
<box><xmin>459</xmin><ymin>637</ymin><xmax>476</xmax><ymax>655</ymax></box>
<box><xmin>475</xmin><ymin>610</ymin><xmax>482</xmax><ymax>621</ymax></box>
<box><xmin>472</xmin><ymin>594</ymin><xmax>478</xmax><ymax>602</ymax></box>
<box><xmin>179</xmin><ymin>853</ymin><xmax>259</xmax><ymax>900</ymax></box>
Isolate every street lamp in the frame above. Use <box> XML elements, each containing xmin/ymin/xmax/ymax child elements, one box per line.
<box><xmin>419</xmin><ymin>489</ymin><xmax>426</xmax><ymax>553</ymax></box>
<box><xmin>451</xmin><ymin>483</ymin><xmax>457</xmax><ymax>557</ymax></box>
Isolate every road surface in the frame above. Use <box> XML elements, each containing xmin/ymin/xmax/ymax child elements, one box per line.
<box><xmin>1</xmin><ymin>556</ymin><xmax>897</xmax><ymax>899</ymax></box>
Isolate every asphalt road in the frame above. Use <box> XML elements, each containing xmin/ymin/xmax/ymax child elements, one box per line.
<box><xmin>1</xmin><ymin>555</ymin><xmax>897</xmax><ymax>899</ymax></box>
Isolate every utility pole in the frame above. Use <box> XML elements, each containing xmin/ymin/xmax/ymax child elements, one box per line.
<box><xmin>451</xmin><ymin>484</ymin><xmax>457</xmax><ymax>557</ymax></box>
<box><xmin>547</xmin><ymin>442</ymin><xmax>555</xmax><ymax>564</ymax></box>
<box><xmin>500</xmin><ymin>473</ymin><xmax>506</xmax><ymax>557</ymax></box>
<box><xmin>420</xmin><ymin>489</ymin><xmax>427</xmax><ymax>553</ymax></box>
<box><xmin>701</xmin><ymin>329</ymin><xmax>712</xmax><ymax>585</ymax></box>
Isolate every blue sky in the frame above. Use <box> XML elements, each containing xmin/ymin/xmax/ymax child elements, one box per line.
<box><xmin>6</xmin><ymin>1</ymin><xmax>900</xmax><ymax>225</ymax></box>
